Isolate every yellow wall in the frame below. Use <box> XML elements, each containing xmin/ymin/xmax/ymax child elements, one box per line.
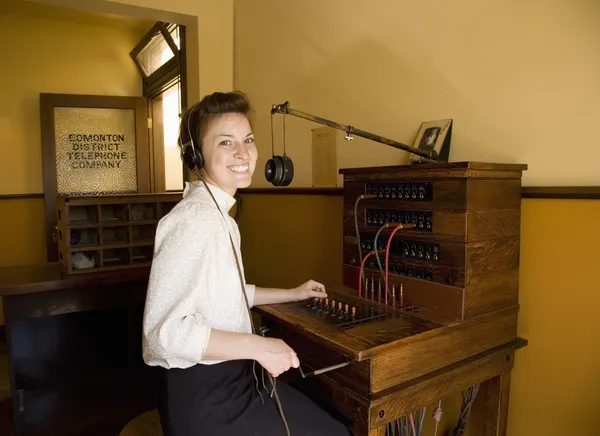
<box><xmin>0</xmin><ymin>0</ymin><xmax>149</xmax><ymax>262</ymax></box>
<box><xmin>513</xmin><ymin>199</ymin><xmax>600</xmax><ymax>436</ymax></box>
<box><xmin>0</xmin><ymin>0</ymin><xmax>234</xmax><ymax>324</ymax></box>
<box><xmin>0</xmin><ymin>0</ymin><xmax>150</xmax><ymax>195</ymax></box>
<box><xmin>104</xmin><ymin>0</ymin><xmax>235</xmax><ymax>102</ymax></box>
<box><xmin>34</xmin><ymin>0</ymin><xmax>235</xmax><ymax>104</ymax></box>
<box><xmin>0</xmin><ymin>0</ymin><xmax>153</xmax><ymax>323</ymax></box>
<box><xmin>233</xmin><ymin>1</ymin><xmax>600</xmax><ymax>436</ymax></box>
<box><xmin>238</xmin><ymin>194</ymin><xmax>344</xmax><ymax>289</ymax></box>
<box><xmin>234</xmin><ymin>0</ymin><xmax>600</xmax><ymax>188</ymax></box>
<box><xmin>0</xmin><ymin>199</ymin><xmax>47</xmax><ymax>268</ymax></box>
<box><xmin>238</xmin><ymin>194</ymin><xmax>600</xmax><ymax>436</ymax></box>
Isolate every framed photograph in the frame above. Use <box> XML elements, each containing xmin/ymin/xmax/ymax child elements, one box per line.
<box><xmin>409</xmin><ymin>119</ymin><xmax>453</xmax><ymax>164</ymax></box>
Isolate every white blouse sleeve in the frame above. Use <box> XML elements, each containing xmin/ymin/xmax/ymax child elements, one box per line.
<box><xmin>142</xmin><ymin>203</ymin><xmax>217</xmax><ymax>364</ymax></box>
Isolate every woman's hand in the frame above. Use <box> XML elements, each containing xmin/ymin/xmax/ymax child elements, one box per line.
<box><xmin>254</xmin><ymin>336</ymin><xmax>300</xmax><ymax>378</ymax></box>
<box><xmin>253</xmin><ymin>281</ymin><xmax>328</xmax><ymax>306</ymax></box>
<box><xmin>291</xmin><ymin>279</ymin><xmax>328</xmax><ymax>302</ymax></box>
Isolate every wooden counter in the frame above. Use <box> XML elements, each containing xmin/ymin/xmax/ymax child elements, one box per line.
<box><xmin>0</xmin><ymin>263</ymin><xmax>151</xmax><ymax>296</ymax></box>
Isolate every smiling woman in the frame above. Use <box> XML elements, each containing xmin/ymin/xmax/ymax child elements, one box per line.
<box><xmin>198</xmin><ymin>111</ymin><xmax>257</xmax><ymax>195</ymax></box>
<box><xmin>141</xmin><ymin>91</ymin><xmax>351</xmax><ymax>436</ymax></box>
<box><xmin>179</xmin><ymin>91</ymin><xmax>257</xmax><ymax>195</ymax></box>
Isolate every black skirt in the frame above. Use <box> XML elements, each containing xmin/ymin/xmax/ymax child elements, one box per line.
<box><xmin>157</xmin><ymin>360</ymin><xmax>352</xmax><ymax>436</ymax></box>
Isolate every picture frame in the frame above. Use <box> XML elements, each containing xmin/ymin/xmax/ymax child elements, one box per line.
<box><xmin>408</xmin><ymin>119</ymin><xmax>453</xmax><ymax>164</ymax></box>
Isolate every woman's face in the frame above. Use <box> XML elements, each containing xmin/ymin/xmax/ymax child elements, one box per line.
<box><xmin>200</xmin><ymin>113</ymin><xmax>257</xmax><ymax>197</ymax></box>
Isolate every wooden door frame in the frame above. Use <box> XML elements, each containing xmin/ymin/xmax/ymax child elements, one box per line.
<box><xmin>149</xmin><ymin>95</ymin><xmax>166</xmax><ymax>192</ymax></box>
<box><xmin>40</xmin><ymin>93</ymin><xmax>151</xmax><ymax>262</ymax></box>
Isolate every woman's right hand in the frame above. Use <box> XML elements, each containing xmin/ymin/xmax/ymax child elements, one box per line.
<box><xmin>254</xmin><ymin>336</ymin><xmax>300</xmax><ymax>378</ymax></box>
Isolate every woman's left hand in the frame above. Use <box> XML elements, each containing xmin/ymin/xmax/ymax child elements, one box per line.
<box><xmin>291</xmin><ymin>279</ymin><xmax>328</xmax><ymax>301</ymax></box>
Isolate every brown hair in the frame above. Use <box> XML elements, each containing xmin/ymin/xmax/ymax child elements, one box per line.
<box><xmin>179</xmin><ymin>91</ymin><xmax>253</xmax><ymax>153</ymax></box>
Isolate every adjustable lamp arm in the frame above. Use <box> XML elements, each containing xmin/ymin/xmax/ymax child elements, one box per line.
<box><xmin>271</xmin><ymin>101</ymin><xmax>438</xmax><ymax>161</ymax></box>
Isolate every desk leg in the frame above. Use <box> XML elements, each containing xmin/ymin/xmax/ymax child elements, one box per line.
<box><xmin>483</xmin><ymin>371</ymin><xmax>512</xmax><ymax>436</ymax></box>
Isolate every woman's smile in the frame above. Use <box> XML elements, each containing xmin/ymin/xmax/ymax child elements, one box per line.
<box><xmin>228</xmin><ymin>164</ymin><xmax>249</xmax><ymax>174</ymax></box>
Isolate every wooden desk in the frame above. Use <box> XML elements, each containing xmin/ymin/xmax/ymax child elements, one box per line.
<box><xmin>0</xmin><ymin>264</ymin><xmax>527</xmax><ymax>436</ymax></box>
<box><xmin>0</xmin><ymin>263</ymin><xmax>159</xmax><ymax>436</ymax></box>
<box><xmin>255</xmin><ymin>287</ymin><xmax>527</xmax><ymax>436</ymax></box>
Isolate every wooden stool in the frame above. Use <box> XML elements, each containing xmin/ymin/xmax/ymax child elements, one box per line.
<box><xmin>120</xmin><ymin>409</ymin><xmax>163</xmax><ymax>436</ymax></box>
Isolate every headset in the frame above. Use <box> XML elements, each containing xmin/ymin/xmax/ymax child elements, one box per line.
<box><xmin>179</xmin><ymin>103</ymin><xmax>245</xmax><ymax>219</ymax></box>
<box><xmin>179</xmin><ymin>103</ymin><xmax>205</xmax><ymax>171</ymax></box>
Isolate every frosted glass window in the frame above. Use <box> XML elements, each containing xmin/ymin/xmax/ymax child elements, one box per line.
<box><xmin>135</xmin><ymin>30</ymin><xmax>175</xmax><ymax>76</ymax></box>
<box><xmin>53</xmin><ymin>107</ymin><xmax>138</xmax><ymax>195</ymax></box>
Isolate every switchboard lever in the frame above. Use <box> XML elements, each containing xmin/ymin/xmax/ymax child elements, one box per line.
<box><xmin>298</xmin><ymin>361</ymin><xmax>350</xmax><ymax>379</ymax></box>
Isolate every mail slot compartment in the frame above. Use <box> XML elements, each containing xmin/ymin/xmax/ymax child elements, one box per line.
<box><xmin>262</xmin><ymin>320</ymin><xmax>372</xmax><ymax>397</ymax></box>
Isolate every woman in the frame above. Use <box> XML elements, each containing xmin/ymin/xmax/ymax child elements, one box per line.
<box><xmin>142</xmin><ymin>91</ymin><xmax>351</xmax><ymax>436</ymax></box>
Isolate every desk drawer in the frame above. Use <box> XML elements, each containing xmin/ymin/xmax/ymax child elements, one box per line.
<box><xmin>262</xmin><ymin>320</ymin><xmax>372</xmax><ymax>397</ymax></box>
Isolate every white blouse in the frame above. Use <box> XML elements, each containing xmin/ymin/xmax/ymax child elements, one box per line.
<box><xmin>142</xmin><ymin>181</ymin><xmax>256</xmax><ymax>369</ymax></box>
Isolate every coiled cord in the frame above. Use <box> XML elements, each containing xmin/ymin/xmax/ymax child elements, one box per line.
<box><xmin>433</xmin><ymin>400</ymin><xmax>443</xmax><ymax>436</ymax></box>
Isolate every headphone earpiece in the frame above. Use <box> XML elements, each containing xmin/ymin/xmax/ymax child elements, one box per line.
<box><xmin>265</xmin><ymin>155</ymin><xmax>294</xmax><ymax>187</ymax></box>
<box><xmin>179</xmin><ymin>103</ymin><xmax>204</xmax><ymax>172</ymax></box>
<box><xmin>182</xmin><ymin>143</ymin><xmax>204</xmax><ymax>171</ymax></box>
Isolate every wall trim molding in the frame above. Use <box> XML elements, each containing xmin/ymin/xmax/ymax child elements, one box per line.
<box><xmin>521</xmin><ymin>187</ymin><xmax>600</xmax><ymax>199</ymax></box>
<box><xmin>0</xmin><ymin>193</ymin><xmax>44</xmax><ymax>200</ymax></box>
<box><xmin>2</xmin><ymin>187</ymin><xmax>599</xmax><ymax>201</ymax></box>
<box><xmin>239</xmin><ymin>188</ymin><xmax>344</xmax><ymax>196</ymax></box>
<box><xmin>240</xmin><ymin>186</ymin><xmax>600</xmax><ymax>200</ymax></box>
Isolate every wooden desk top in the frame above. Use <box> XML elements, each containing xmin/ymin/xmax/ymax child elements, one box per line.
<box><xmin>254</xmin><ymin>286</ymin><xmax>519</xmax><ymax>363</ymax></box>
<box><xmin>256</xmin><ymin>286</ymin><xmax>441</xmax><ymax>360</ymax></box>
<box><xmin>0</xmin><ymin>263</ymin><xmax>151</xmax><ymax>297</ymax></box>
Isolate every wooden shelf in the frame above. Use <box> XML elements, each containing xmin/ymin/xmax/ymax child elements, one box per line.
<box><xmin>57</xmin><ymin>193</ymin><xmax>181</xmax><ymax>275</ymax></box>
